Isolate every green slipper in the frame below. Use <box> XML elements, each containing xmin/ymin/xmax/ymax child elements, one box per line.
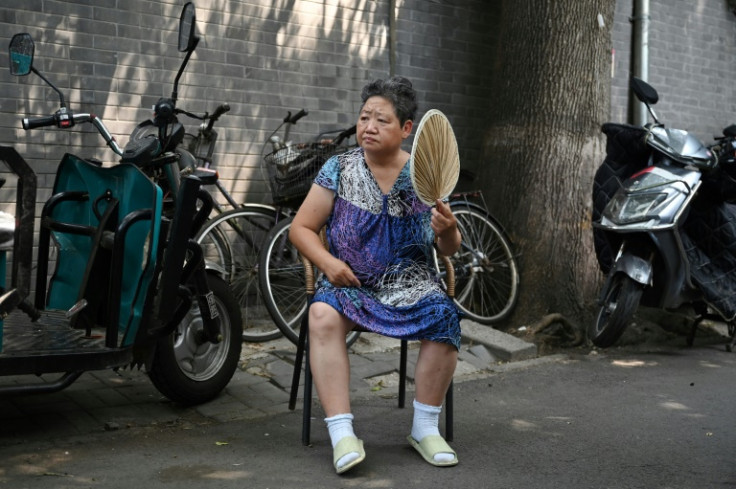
<box><xmin>333</xmin><ymin>436</ymin><xmax>365</xmax><ymax>474</ymax></box>
<box><xmin>407</xmin><ymin>435</ymin><xmax>458</xmax><ymax>467</ymax></box>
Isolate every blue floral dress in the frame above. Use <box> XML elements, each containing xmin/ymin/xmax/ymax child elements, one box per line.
<box><xmin>312</xmin><ymin>147</ymin><xmax>461</xmax><ymax>349</ymax></box>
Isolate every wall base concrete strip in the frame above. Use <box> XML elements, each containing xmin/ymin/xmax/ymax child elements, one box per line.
<box><xmin>460</xmin><ymin>319</ymin><xmax>537</xmax><ymax>362</ymax></box>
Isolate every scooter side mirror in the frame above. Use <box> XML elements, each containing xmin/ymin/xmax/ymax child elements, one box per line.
<box><xmin>9</xmin><ymin>33</ymin><xmax>34</xmax><ymax>76</ymax></box>
<box><xmin>631</xmin><ymin>77</ymin><xmax>659</xmax><ymax>105</ymax></box>
<box><xmin>178</xmin><ymin>2</ymin><xmax>198</xmax><ymax>52</ymax></box>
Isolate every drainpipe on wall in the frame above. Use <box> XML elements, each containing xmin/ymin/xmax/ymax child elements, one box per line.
<box><xmin>389</xmin><ymin>0</ymin><xmax>396</xmax><ymax>76</ymax></box>
<box><xmin>629</xmin><ymin>0</ymin><xmax>650</xmax><ymax>126</ymax></box>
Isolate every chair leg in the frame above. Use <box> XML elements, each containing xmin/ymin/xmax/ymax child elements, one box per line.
<box><xmin>445</xmin><ymin>380</ymin><xmax>453</xmax><ymax>442</ymax></box>
<box><xmin>289</xmin><ymin>310</ymin><xmax>310</xmax><ymax>410</ymax></box>
<box><xmin>399</xmin><ymin>339</ymin><xmax>407</xmax><ymax>408</ymax></box>
<box><xmin>288</xmin><ymin>295</ymin><xmax>313</xmax><ymax>445</ymax></box>
<box><xmin>302</xmin><ymin>334</ymin><xmax>312</xmax><ymax>445</ymax></box>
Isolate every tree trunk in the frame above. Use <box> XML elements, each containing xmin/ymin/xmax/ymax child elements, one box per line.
<box><xmin>480</xmin><ymin>0</ymin><xmax>616</xmax><ymax>329</ymax></box>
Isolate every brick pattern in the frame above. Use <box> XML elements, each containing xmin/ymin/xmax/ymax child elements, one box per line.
<box><xmin>611</xmin><ymin>0</ymin><xmax>736</xmax><ymax>143</ymax></box>
<box><xmin>0</xmin><ymin>0</ymin><xmax>496</xmax><ymax>212</ymax></box>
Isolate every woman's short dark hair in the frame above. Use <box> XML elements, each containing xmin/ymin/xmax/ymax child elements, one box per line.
<box><xmin>360</xmin><ymin>76</ymin><xmax>418</xmax><ymax>125</ymax></box>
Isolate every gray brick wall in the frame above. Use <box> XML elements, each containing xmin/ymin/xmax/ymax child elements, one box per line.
<box><xmin>0</xmin><ymin>0</ymin><xmax>496</xmax><ymax>213</ymax></box>
<box><xmin>611</xmin><ymin>0</ymin><xmax>736</xmax><ymax>143</ymax></box>
<box><xmin>3</xmin><ymin>0</ymin><xmax>735</xmax><ymax>283</ymax></box>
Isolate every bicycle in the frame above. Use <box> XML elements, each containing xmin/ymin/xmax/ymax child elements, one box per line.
<box><xmin>259</xmin><ymin>167</ymin><xmax>520</xmax><ymax>345</ymax></box>
<box><xmin>194</xmin><ymin>111</ymin><xmax>356</xmax><ymax>342</ymax></box>
<box><xmin>437</xmin><ymin>184</ymin><xmax>520</xmax><ymax>324</ymax></box>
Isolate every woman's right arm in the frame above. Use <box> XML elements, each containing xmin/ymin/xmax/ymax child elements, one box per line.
<box><xmin>289</xmin><ymin>184</ymin><xmax>361</xmax><ymax>287</ymax></box>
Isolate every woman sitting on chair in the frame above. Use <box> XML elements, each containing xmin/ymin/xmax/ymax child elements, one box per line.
<box><xmin>289</xmin><ymin>75</ymin><xmax>462</xmax><ymax>474</ymax></box>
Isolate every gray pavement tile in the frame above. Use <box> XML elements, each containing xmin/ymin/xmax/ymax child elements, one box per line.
<box><xmin>60</xmin><ymin>409</ymin><xmax>104</xmax><ymax>434</ymax></box>
<box><xmin>87</xmin><ymin>404</ymin><xmax>157</xmax><ymax>426</ymax></box>
<box><xmin>88</xmin><ymin>387</ymin><xmax>135</xmax><ymax>407</ymax></box>
<box><xmin>5</xmin><ymin>390</ymin><xmax>67</xmax><ymax>407</ymax></box>
<box><xmin>229</xmin><ymin>406</ymin><xmax>271</xmax><ymax>421</ymax></box>
<box><xmin>263</xmin><ymin>402</ymin><xmax>291</xmax><ymax>417</ymax></box>
<box><xmin>20</xmin><ymin>399</ymin><xmax>81</xmax><ymax>415</ymax></box>
<box><xmin>194</xmin><ymin>398</ymin><xmax>244</xmax><ymax>419</ymax></box>
<box><xmin>208</xmin><ymin>407</ymin><xmax>265</xmax><ymax>423</ymax></box>
<box><xmin>244</xmin><ymin>383</ymin><xmax>290</xmax><ymax>406</ymax></box>
<box><xmin>0</xmin><ymin>400</ymin><xmax>24</xmax><ymax>418</ymax></box>
<box><xmin>231</xmin><ymin>368</ymin><xmax>271</xmax><ymax>386</ymax></box>
<box><xmin>269</xmin><ymin>374</ymin><xmax>297</xmax><ymax>391</ymax></box>
<box><xmin>223</xmin><ymin>384</ymin><xmax>255</xmax><ymax>402</ymax></box>
<box><xmin>6</xmin><ymin>413</ymin><xmax>80</xmax><ymax>439</ymax></box>
<box><xmin>133</xmin><ymin>402</ymin><xmax>189</xmax><ymax>424</ymax></box>
<box><xmin>265</xmin><ymin>357</ymin><xmax>297</xmax><ymax>379</ymax></box>
<box><xmin>114</xmin><ymin>385</ymin><xmax>163</xmax><ymax>405</ymax></box>
<box><xmin>61</xmin><ymin>390</ymin><xmax>108</xmax><ymax>410</ymax></box>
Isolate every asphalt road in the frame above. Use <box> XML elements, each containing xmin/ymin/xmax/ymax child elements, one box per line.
<box><xmin>1</xmin><ymin>337</ymin><xmax>735</xmax><ymax>488</ymax></box>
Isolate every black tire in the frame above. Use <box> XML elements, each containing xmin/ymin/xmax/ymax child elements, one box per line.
<box><xmin>195</xmin><ymin>206</ymin><xmax>283</xmax><ymax>342</ymax></box>
<box><xmin>148</xmin><ymin>274</ymin><xmax>243</xmax><ymax>405</ymax></box>
<box><xmin>258</xmin><ymin>217</ymin><xmax>360</xmax><ymax>347</ymax></box>
<box><xmin>441</xmin><ymin>203</ymin><xmax>520</xmax><ymax>324</ymax></box>
<box><xmin>589</xmin><ymin>273</ymin><xmax>643</xmax><ymax>348</ymax></box>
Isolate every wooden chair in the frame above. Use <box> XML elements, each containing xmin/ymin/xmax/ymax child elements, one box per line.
<box><xmin>287</xmin><ymin>229</ymin><xmax>455</xmax><ymax>445</ymax></box>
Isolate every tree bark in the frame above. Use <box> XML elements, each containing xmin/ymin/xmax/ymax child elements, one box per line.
<box><xmin>480</xmin><ymin>0</ymin><xmax>616</xmax><ymax>329</ymax></box>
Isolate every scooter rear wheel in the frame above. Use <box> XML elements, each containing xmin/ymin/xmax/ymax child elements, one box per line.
<box><xmin>589</xmin><ymin>273</ymin><xmax>643</xmax><ymax>348</ymax></box>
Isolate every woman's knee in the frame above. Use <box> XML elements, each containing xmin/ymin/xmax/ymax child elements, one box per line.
<box><xmin>309</xmin><ymin>302</ymin><xmax>351</xmax><ymax>336</ymax></box>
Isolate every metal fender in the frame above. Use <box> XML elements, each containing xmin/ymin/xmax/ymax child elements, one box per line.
<box><xmin>612</xmin><ymin>253</ymin><xmax>652</xmax><ymax>286</ymax></box>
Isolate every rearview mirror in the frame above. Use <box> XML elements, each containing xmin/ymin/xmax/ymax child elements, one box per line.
<box><xmin>631</xmin><ymin>77</ymin><xmax>659</xmax><ymax>105</ymax></box>
<box><xmin>9</xmin><ymin>33</ymin><xmax>34</xmax><ymax>76</ymax></box>
<box><xmin>178</xmin><ymin>2</ymin><xmax>198</xmax><ymax>52</ymax></box>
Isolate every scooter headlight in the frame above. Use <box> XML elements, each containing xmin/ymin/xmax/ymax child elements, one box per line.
<box><xmin>605</xmin><ymin>191</ymin><xmax>668</xmax><ymax>224</ymax></box>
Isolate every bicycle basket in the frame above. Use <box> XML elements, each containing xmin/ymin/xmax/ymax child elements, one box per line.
<box><xmin>264</xmin><ymin>142</ymin><xmax>345</xmax><ymax>206</ymax></box>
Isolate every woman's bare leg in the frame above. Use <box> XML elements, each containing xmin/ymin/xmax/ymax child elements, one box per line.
<box><xmin>308</xmin><ymin>302</ymin><xmax>355</xmax><ymax>416</ymax></box>
<box><xmin>414</xmin><ymin>339</ymin><xmax>457</xmax><ymax>405</ymax></box>
<box><xmin>308</xmin><ymin>302</ymin><xmax>364</xmax><ymax>473</ymax></box>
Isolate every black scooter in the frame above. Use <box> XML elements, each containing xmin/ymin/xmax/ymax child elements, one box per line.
<box><xmin>591</xmin><ymin>77</ymin><xmax>736</xmax><ymax>351</ymax></box>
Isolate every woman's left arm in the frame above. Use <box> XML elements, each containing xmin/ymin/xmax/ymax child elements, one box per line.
<box><xmin>431</xmin><ymin>199</ymin><xmax>461</xmax><ymax>256</ymax></box>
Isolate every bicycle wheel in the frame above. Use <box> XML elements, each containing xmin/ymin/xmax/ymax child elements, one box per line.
<box><xmin>196</xmin><ymin>205</ymin><xmax>283</xmax><ymax>342</ymax></box>
<box><xmin>259</xmin><ymin>217</ymin><xmax>359</xmax><ymax>346</ymax></box>
<box><xmin>439</xmin><ymin>202</ymin><xmax>520</xmax><ymax>324</ymax></box>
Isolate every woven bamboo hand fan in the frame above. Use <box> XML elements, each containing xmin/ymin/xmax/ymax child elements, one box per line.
<box><xmin>410</xmin><ymin>109</ymin><xmax>460</xmax><ymax>206</ymax></box>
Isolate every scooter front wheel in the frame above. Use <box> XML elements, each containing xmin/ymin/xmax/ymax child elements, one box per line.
<box><xmin>148</xmin><ymin>273</ymin><xmax>243</xmax><ymax>405</ymax></box>
<box><xmin>589</xmin><ymin>273</ymin><xmax>643</xmax><ymax>348</ymax></box>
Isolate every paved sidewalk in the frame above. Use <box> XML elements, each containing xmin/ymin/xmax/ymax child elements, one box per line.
<box><xmin>0</xmin><ymin>319</ymin><xmax>537</xmax><ymax>439</ymax></box>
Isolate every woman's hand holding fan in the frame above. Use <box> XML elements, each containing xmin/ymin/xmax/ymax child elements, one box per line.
<box><xmin>410</xmin><ymin>109</ymin><xmax>461</xmax><ymax>256</ymax></box>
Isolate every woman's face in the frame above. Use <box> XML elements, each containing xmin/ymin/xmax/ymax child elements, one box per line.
<box><xmin>357</xmin><ymin>96</ymin><xmax>412</xmax><ymax>156</ymax></box>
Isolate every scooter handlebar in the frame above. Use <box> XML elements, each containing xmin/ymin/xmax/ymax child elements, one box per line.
<box><xmin>22</xmin><ymin>115</ymin><xmax>57</xmax><ymax>130</ymax></box>
<box><xmin>211</xmin><ymin>103</ymin><xmax>230</xmax><ymax>120</ymax></box>
<box><xmin>205</xmin><ymin>104</ymin><xmax>230</xmax><ymax>131</ymax></box>
<box><xmin>285</xmin><ymin>108</ymin><xmax>308</xmax><ymax>125</ymax></box>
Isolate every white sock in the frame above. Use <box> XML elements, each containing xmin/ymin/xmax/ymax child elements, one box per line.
<box><xmin>325</xmin><ymin>413</ymin><xmax>360</xmax><ymax>469</ymax></box>
<box><xmin>411</xmin><ymin>399</ymin><xmax>454</xmax><ymax>463</ymax></box>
